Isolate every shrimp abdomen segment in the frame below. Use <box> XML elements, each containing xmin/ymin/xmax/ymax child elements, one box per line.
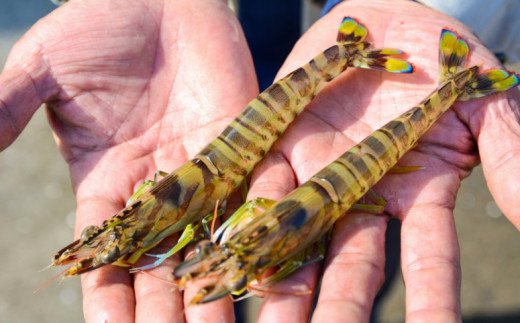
<box><xmin>197</xmin><ymin>46</ymin><xmax>351</xmax><ymax>187</ymax></box>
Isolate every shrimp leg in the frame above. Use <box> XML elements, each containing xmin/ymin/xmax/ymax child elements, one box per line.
<box><xmin>126</xmin><ymin>170</ymin><xmax>168</xmax><ymax>207</ymax></box>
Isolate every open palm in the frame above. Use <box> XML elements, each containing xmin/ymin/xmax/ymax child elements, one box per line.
<box><xmin>2</xmin><ymin>0</ymin><xmax>519</xmax><ymax>322</ymax></box>
<box><xmin>244</xmin><ymin>1</ymin><xmax>520</xmax><ymax>322</ymax></box>
<box><xmin>0</xmin><ymin>0</ymin><xmax>258</xmax><ymax>321</ymax></box>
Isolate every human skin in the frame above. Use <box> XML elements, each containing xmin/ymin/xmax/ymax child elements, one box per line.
<box><xmin>248</xmin><ymin>1</ymin><xmax>520</xmax><ymax>322</ymax></box>
<box><xmin>0</xmin><ymin>0</ymin><xmax>519</xmax><ymax>322</ymax></box>
<box><xmin>0</xmin><ymin>0</ymin><xmax>256</xmax><ymax>321</ymax></box>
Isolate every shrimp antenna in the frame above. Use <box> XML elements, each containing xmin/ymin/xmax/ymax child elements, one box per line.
<box><xmin>132</xmin><ymin>268</ymin><xmax>179</xmax><ymax>287</ymax></box>
<box><xmin>233</xmin><ymin>292</ymin><xmax>255</xmax><ymax>302</ymax></box>
<box><xmin>38</xmin><ymin>263</ymin><xmax>54</xmax><ymax>273</ymax></box>
<box><xmin>248</xmin><ymin>281</ymin><xmax>313</xmax><ymax>297</ymax></box>
<box><xmin>34</xmin><ymin>267</ymin><xmax>70</xmax><ymax>294</ymax></box>
<box><xmin>231</xmin><ymin>282</ymin><xmax>312</xmax><ymax>303</ymax></box>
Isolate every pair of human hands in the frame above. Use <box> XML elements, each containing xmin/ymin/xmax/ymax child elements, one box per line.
<box><xmin>1</xmin><ymin>0</ymin><xmax>519</xmax><ymax>321</ymax></box>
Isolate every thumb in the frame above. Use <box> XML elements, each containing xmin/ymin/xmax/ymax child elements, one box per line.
<box><xmin>0</xmin><ymin>34</ymin><xmax>58</xmax><ymax>151</ymax></box>
<box><xmin>477</xmin><ymin>89</ymin><xmax>520</xmax><ymax>229</ymax></box>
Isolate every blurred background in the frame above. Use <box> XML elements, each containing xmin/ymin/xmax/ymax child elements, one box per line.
<box><xmin>0</xmin><ymin>1</ymin><xmax>518</xmax><ymax>322</ymax></box>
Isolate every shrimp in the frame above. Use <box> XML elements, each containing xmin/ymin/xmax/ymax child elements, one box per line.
<box><xmin>174</xmin><ymin>29</ymin><xmax>520</xmax><ymax>304</ymax></box>
<box><xmin>52</xmin><ymin>17</ymin><xmax>413</xmax><ymax>276</ymax></box>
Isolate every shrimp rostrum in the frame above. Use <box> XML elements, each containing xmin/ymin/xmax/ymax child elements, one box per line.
<box><xmin>52</xmin><ymin>17</ymin><xmax>412</xmax><ymax>276</ymax></box>
<box><xmin>174</xmin><ymin>29</ymin><xmax>520</xmax><ymax>304</ymax></box>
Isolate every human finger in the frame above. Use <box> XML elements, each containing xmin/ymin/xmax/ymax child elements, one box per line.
<box><xmin>0</xmin><ymin>53</ymin><xmax>56</xmax><ymax>150</ymax></box>
<box><xmin>250</xmin><ymin>152</ymin><xmax>320</xmax><ymax>323</ymax></box>
<box><xmin>75</xmin><ymin>197</ymin><xmax>135</xmax><ymax>322</ymax></box>
<box><xmin>398</xmin><ymin>179</ymin><xmax>461</xmax><ymax>322</ymax></box>
<box><xmin>312</xmin><ymin>213</ymin><xmax>388</xmax><ymax>323</ymax></box>
<box><xmin>133</xmin><ymin>236</ymin><xmax>185</xmax><ymax>323</ymax></box>
<box><xmin>473</xmin><ymin>89</ymin><xmax>520</xmax><ymax>229</ymax></box>
<box><xmin>182</xmin><ymin>263</ymin><xmax>236</xmax><ymax>322</ymax></box>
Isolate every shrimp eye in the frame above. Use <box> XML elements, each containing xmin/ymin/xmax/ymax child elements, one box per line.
<box><xmin>100</xmin><ymin>246</ymin><xmax>120</xmax><ymax>264</ymax></box>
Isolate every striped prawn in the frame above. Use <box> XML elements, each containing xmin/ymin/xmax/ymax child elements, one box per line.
<box><xmin>52</xmin><ymin>17</ymin><xmax>412</xmax><ymax>276</ymax></box>
<box><xmin>174</xmin><ymin>29</ymin><xmax>520</xmax><ymax>304</ymax></box>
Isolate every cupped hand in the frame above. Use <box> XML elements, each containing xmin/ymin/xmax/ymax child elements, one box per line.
<box><xmin>245</xmin><ymin>0</ymin><xmax>520</xmax><ymax>322</ymax></box>
<box><xmin>0</xmin><ymin>0</ymin><xmax>258</xmax><ymax>321</ymax></box>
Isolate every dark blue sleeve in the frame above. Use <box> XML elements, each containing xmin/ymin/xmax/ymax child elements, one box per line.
<box><xmin>239</xmin><ymin>0</ymin><xmax>301</xmax><ymax>91</ymax></box>
<box><xmin>321</xmin><ymin>0</ymin><xmax>344</xmax><ymax>15</ymax></box>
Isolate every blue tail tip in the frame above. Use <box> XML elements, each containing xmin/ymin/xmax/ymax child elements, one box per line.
<box><xmin>403</xmin><ymin>62</ymin><xmax>414</xmax><ymax>73</ymax></box>
<box><xmin>440</xmin><ymin>28</ymin><xmax>460</xmax><ymax>44</ymax></box>
<box><xmin>341</xmin><ymin>16</ymin><xmax>359</xmax><ymax>25</ymax></box>
<box><xmin>440</xmin><ymin>28</ymin><xmax>457</xmax><ymax>37</ymax></box>
<box><xmin>512</xmin><ymin>72</ymin><xmax>520</xmax><ymax>85</ymax></box>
